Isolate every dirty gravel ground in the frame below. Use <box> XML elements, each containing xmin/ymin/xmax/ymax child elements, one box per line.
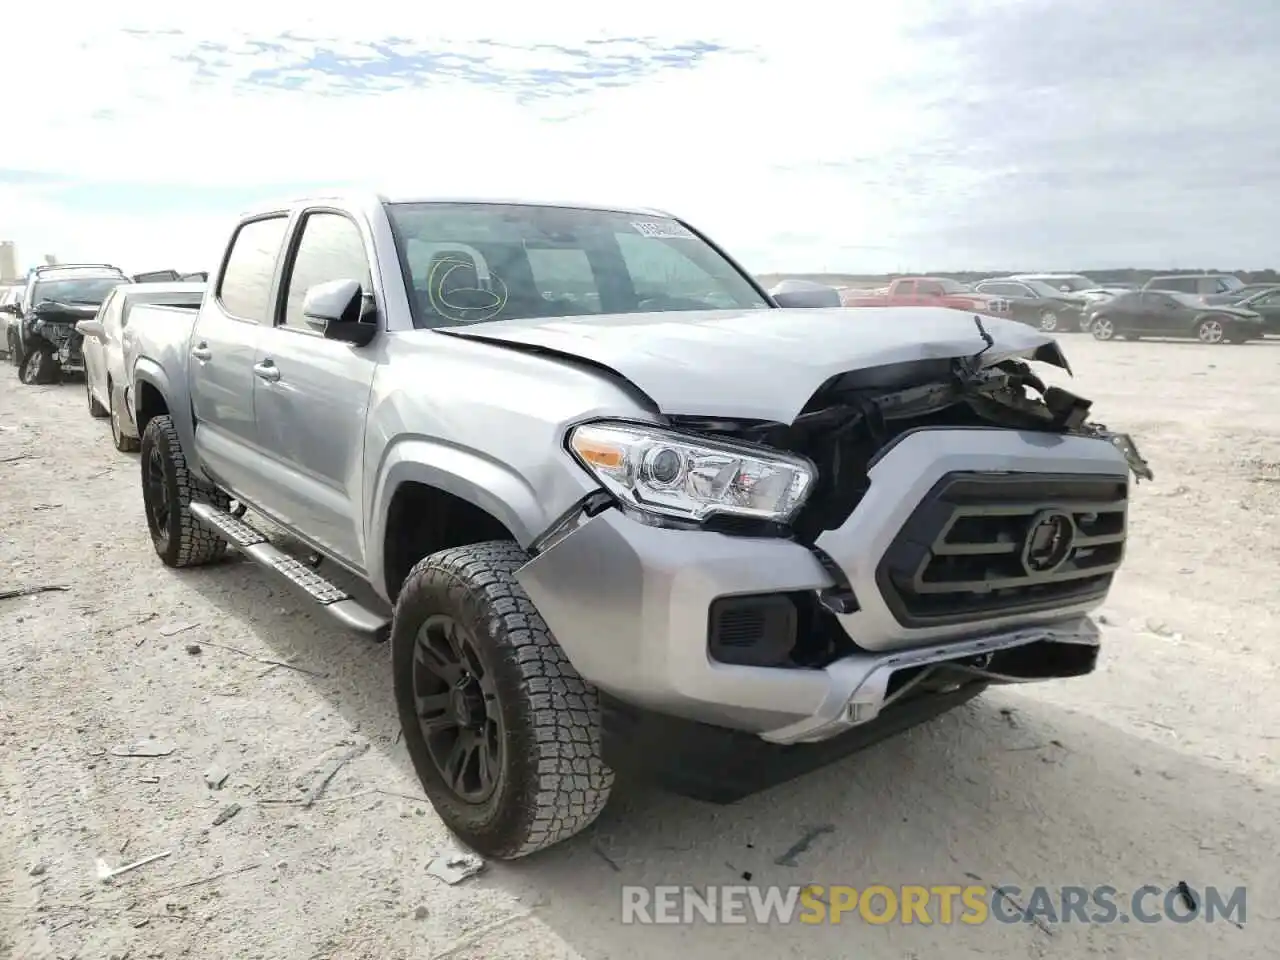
<box><xmin>1</xmin><ymin>337</ymin><xmax>1278</xmax><ymax>960</ymax></box>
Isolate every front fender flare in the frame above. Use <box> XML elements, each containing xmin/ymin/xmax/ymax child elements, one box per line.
<box><xmin>366</xmin><ymin>438</ymin><xmax>550</xmax><ymax>600</ymax></box>
<box><xmin>133</xmin><ymin>358</ymin><xmax>199</xmax><ymax>471</ymax></box>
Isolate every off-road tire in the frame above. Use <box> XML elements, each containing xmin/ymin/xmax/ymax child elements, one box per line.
<box><xmin>392</xmin><ymin>541</ymin><xmax>613</xmax><ymax>860</ymax></box>
<box><xmin>140</xmin><ymin>414</ymin><xmax>229</xmax><ymax>567</ymax></box>
<box><xmin>18</xmin><ymin>344</ymin><xmax>59</xmax><ymax>385</ymax></box>
<box><xmin>109</xmin><ymin>381</ymin><xmax>140</xmax><ymax>452</ymax></box>
<box><xmin>87</xmin><ymin>376</ymin><xmax>108</xmax><ymax>418</ymax></box>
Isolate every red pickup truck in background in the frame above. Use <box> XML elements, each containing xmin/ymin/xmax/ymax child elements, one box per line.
<box><xmin>841</xmin><ymin>276</ymin><xmax>1010</xmax><ymax>317</ymax></box>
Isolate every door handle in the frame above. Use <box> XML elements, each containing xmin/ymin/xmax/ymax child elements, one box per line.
<box><xmin>191</xmin><ymin>343</ymin><xmax>212</xmax><ymax>361</ymax></box>
<box><xmin>253</xmin><ymin>359</ymin><xmax>281</xmax><ymax>382</ymax></box>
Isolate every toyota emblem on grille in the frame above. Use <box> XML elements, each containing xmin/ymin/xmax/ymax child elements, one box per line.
<box><xmin>1021</xmin><ymin>510</ymin><xmax>1076</xmax><ymax>575</ymax></box>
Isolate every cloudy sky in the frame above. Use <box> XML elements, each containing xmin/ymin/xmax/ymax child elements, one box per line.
<box><xmin>2</xmin><ymin>0</ymin><xmax>1273</xmax><ymax>275</ymax></box>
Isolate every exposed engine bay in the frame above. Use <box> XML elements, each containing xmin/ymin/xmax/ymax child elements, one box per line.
<box><xmin>674</xmin><ymin>316</ymin><xmax>1153</xmax><ymax>543</ymax></box>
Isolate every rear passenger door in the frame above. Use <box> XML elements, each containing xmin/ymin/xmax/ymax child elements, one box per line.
<box><xmin>189</xmin><ymin>214</ymin><xmax>289</xmax><ymax>499</ymax></box>
<box><xmin>250</xmin><ymin>208</ymin><xmax>382</xmax><ymax>570</ymax></box>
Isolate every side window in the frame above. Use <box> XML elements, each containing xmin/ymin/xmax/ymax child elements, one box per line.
<box><xmin>892</xmin><ymin>280</ymin><xmax>916</xmax><ymax>295</ymax></box>
<box><xmin>915</xmin><ymin>280</ymin><xmax>945</xmax><ymax>296</ymax></box>
<box><xmin>616</xmin><ymin>232</ymin><xmax>730</xmax><ymax>301</ymax></box>
<box><xmin>526</xmin><ymin>248</ymin><xmax>601</xmax><ymax>312</ymax></box>
<box><xmin>1258</xmin><ymin>291</ymin><xmax>1280</xmax><ymax>306</ymax></box>
<box><xmin>217</xmin><ymin>216</ymin><xmax>289</xmax><ymax>320</ymax></box>
<box><xmin>281</xmin><ymin>212</ymin><xmax>372</xmax><ymax>331</ymax></box>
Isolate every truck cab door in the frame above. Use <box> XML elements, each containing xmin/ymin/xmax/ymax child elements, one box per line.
<box><xmin>188</xmin><ymin>214</ymin><xmax>289</xmax><ymax>498</ymax></box>
<box><xmin>249</xmin><ymin>209</ymin><xmax>382</xmax><ymax>570</ymax></box>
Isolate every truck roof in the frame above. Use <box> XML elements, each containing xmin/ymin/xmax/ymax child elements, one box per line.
<box><xmin>238</xmin><ymin>191</ymin><xmax>675</xmax><ymax>221</ymax></box>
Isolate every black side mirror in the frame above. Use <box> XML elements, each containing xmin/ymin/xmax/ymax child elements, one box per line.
<box><xmin>301</xmin><ymin>278</ymin><xmax>377</xmax><ymax>346</ymax></box>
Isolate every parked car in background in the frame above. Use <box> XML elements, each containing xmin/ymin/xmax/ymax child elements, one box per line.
<box><xmin>1</xmin><ymin>263</ymin><xmax>130</xmax><ymax>383</ymax></box>
<box><xmin>1089</xmin><ymin>290</ymin><xmax>1264</xmax><ymax>344</ymax></box>
<box><xmin>1141</xmin><ymin>274</ymin><xmax>1245</xmax><ymax>305</ymax></box>
<box><xmin>0</xmin><ymin>285</ymin><xmax>22</xmax><ymax>360</ymax></box>
<box><xmin>1224</xmin><ymin>282</ymin><xmax>1280</xmax><ymax>302</ymax></box>
<box><xmin>1232</xmin><ymin>287</ymin><xmax>1280</xmax><ymax>334</ymax></box>
<box><xmin>841</xmin><ymin>276</ymin><xmax>1010</xmax><ymax>316</ymax></box>
<box><xmin>1012</xmin><ymin>274</ymin><xmax>1134</xmax><ymax>317</ymax></box>
<box><xmin>973</xmin><ymin>277</ymin><xmax>1088</xmax><ymax>332</ymax></box>
<box><xmin>78</xmin><ymin>281</ymin><xmax>206</xmax><ymax>450</ymax></box>
<box><xmin>125</xmin><ymin>192</ymin><xmax>1150</xmax><ymax>860</ymax></box>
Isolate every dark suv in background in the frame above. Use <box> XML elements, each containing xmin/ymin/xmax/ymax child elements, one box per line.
<box><xmin>0</xmin><ymin>263</ymin><xmax>130</xmax><ymax>384</ymax></box>
<box><xmin>972</xmin><ymin>277</ymin><xmax>1088</xmax><ymax>332</ymax></box>
<box><xmin>1141</xmin><ymin>274</ymin><xmax>1246</xmax><ymax>305</ymax></box>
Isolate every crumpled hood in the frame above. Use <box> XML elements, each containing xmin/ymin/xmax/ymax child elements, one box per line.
<box><xmin>443</xmin><ymin>307</ymin><xmax>1071</xmax><ymax>422</ymax></box>
<box><xmin>31</xmin><ymin>301</ymin><xmax>100</xmax><ymax>323</ymax></box>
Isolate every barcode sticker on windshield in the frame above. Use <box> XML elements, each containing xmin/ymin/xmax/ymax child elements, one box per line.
<box><xmin>630</xmin><ymin>220</ymin><xmax>695</xmax><ymax>240</ymax></box>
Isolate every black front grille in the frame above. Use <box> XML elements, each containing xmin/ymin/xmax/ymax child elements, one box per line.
<box><xmin>876</xmin><ymin>472</ymin><xmax>1127</xmax><ymax>628</ymax></box>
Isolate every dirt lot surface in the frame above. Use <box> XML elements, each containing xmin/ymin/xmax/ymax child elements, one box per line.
<box><xmin>2</xmin><ymin>337</ymin><xmax>1278</xmax><ymax>960</ymax></box>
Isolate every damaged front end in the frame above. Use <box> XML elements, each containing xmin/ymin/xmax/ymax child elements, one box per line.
<box><xmin>672</xmin><ymin>318</ymin><xmax>1152</xmax><ymax>548</ymax></box>
<box><xmin>24</xmin><ymin>301</ymin><xmax>96</xmax><ymax>374</ymax></box>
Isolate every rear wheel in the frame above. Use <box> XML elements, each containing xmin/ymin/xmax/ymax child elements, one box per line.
<box><xmin>140</xmin><ymin>414</ymin><xmax>228</xmax><ymax>567</ymax></box>
<box><xmin>392</xmin><ymin>541</ymin><xmax>613</xmax><ymax>859</ymax></box>
<box><xmin>1197</xmin><ymin>317</ymin><xmax>1226</xmax><ymax>344</ymax></box>
<box><xmin>1091</xmin><ymin>317</ymin><xmax>1116</xmax><ymax>341</ymax></box>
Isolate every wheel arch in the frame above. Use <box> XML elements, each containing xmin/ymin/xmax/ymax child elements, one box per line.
<box><xmin>368</xmin><ymin>442</ymin><xmax>551</xmax><ymax>603</ymax></box>
<box><xmin>133</xmin><ymin>359</ymin><xmax>201</xmax><ymax>471</ymax></box>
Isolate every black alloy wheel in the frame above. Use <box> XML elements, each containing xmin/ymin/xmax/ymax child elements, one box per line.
<box><xmin>412</xmin><ymin>613</ymin><xmax>504</xmax><ymax>803</ymax></box>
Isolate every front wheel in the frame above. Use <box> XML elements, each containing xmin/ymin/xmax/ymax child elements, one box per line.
<box><xmin>139</xmin><ymin>414</ymin><xmax>228</xmax><ymax>567</ymax></box>
<box><xmin>109</xmin><ymin>381</ymin><xmax>140</xmax><ymax>452</ymax></box>
<box><xmin>1038</xmin><ymin>308</ymin><xmax>1059</xmax><ymax>332</ymax></box>
<box><xmin>18</xmin><ymin>343</ymin><xmax>59</xmax><ymax>384</ymax></box>
<box><xmin>87</xmin><ymin>376</ymin><xmax>108</xmax><ymax>418</ymax></box>
<box><xmin>1091</xmin><ymin>317</ymin><xmax>1116</xmax><ymax>341</ymax></box>
<box><xmin>1197</xmin><ymin>317</ymin><xmax>1226</xmax><ymax>344</ymax></box>
<box><xmin>392</xmin><ymin>541</ymin><xmax>613</xmax><ymax>860</ymax></box>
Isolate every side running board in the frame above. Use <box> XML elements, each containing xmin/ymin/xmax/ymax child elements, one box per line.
<box><xmin>189</xmin><ymin>501</ymin><xmax>390</xmax><ymax>641</ymax></box>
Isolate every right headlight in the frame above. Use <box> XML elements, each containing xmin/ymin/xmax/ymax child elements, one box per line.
<box><xmin>566</xmin><ymin>420</ymin><xmax>816</xmax><ymax>525</ymax></box>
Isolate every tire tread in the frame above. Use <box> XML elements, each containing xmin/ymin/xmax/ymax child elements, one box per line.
<box><xmin>141</xmin><ymin>415</ymin><xmax>228</xmax><ymax>567</ymax></box>
<box><xmin>395</xmin><ymin>541</ymin><xmax>613</xmax><ymax>858</ymax></box>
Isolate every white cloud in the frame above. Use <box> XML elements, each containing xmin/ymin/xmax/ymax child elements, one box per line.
<box><xmin>2</xmin><ymin>0</ymin><xmax>1276</xmax><ymax>274</ymax></box>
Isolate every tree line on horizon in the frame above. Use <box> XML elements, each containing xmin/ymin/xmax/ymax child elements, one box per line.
<box><xmin>757</xmin><ymin>267</ymin><xmax>1280</xmax><ymax>288</ymax></box>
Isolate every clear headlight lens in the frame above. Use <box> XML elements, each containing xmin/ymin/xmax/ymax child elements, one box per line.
<box><xmin>567</xmin><ymin>421</ymin><xmax>816</xmax><ymax>524</ymax></box>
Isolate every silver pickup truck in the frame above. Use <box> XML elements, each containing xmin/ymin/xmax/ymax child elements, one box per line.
<box><xmin>127</xmin><ymin>193</ymin><xmax>1151</xmax><ymax>859</ymax></box>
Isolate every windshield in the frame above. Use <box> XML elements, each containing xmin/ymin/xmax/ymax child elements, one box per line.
<box><xmin>1024</xmin><ymin>279</ymin><xmax>1073</xmax><ymax>297</ymax></box>
<box><xmin>384</xmin><ymin>202</ymin><xmax>770</xmax><ymax>328</ymax></box>
<box><xmin>31</xmin><ymin>276</ymin><xmax>127</xmax><ymax>306</ymax></box>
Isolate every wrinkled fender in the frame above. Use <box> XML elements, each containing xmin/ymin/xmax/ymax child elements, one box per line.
<box><xmin>132</xmin><ymin>357</ymin><xmax>200</xmax><ymax>472</ymax></box>
<box><xmin>365</xmin><ymin>437</ymin><xmax>550</xmax><ymax>602</ymax></box>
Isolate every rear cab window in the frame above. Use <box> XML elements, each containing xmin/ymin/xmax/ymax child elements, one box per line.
<box><xmin>383</xmin><ymin>202</ymin><xmax>769</xmax><ymax>329</ymax></box>
<box><xmin>217</xmin><ymin>216</ymin><xmax>290</xmax><ymax>321</ymax></box>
